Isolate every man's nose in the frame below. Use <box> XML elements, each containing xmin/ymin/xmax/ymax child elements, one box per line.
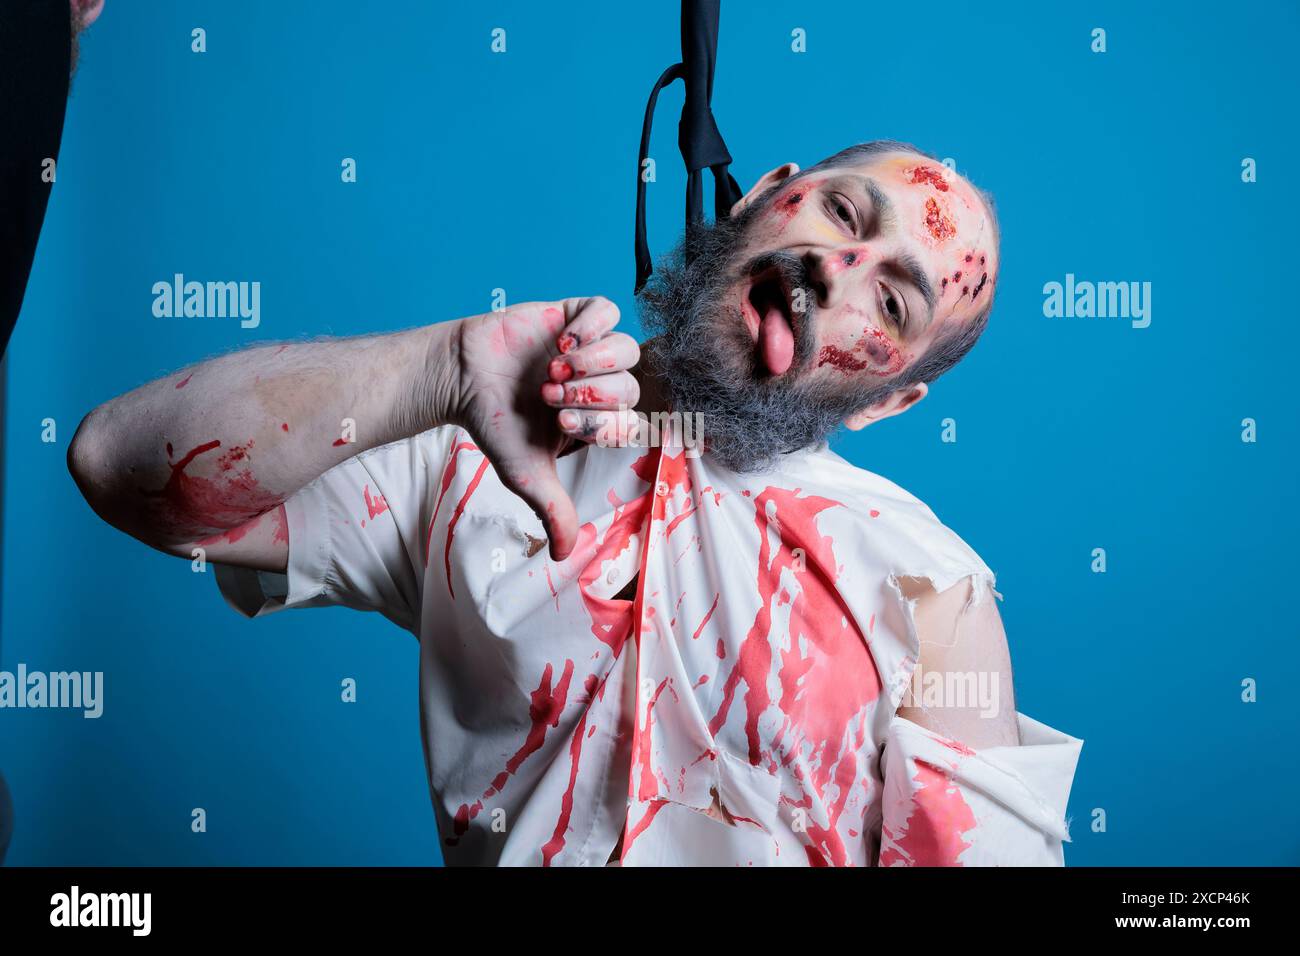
<box><xmin>803</xmin><ymin>246</ymin><xmax>872</xmax><ymax>310</ymax></box>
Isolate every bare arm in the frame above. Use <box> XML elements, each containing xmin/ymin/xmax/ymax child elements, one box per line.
<box><xmin>878</xmin><ymin>578</ymin><xmax>1082</xmax><ymax>867</ymax></box>
<box><xmin>68</xmin><ymin>297</ymin><xmax>641</xmax><ymax>570</ymax></box>
<box><xmin>895</xmin><ymin>575</ymin><xmax>1021</xmax><ymax>749</ymax></box>
<box><xmin>67</xmin><ymin>325</ymin><xmax>456</xmax><ymax>571</ymax></box>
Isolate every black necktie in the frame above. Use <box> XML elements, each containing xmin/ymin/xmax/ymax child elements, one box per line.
<box><xmin>634</xmin><ymin>0</ymin><xmax>742</xmax><ymax>293</ymax></box>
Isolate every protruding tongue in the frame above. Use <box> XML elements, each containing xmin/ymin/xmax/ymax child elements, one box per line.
<box><xmin>759</xmin><ymin>305</ymin><xmax>794</xmax><ymax>376</ymax></box>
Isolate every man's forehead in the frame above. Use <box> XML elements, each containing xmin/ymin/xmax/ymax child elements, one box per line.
<box><xmin>840</xmin><ymin>151</ymin><xmax>964</xmax><ymax>191</ymax></box>
<box><xmin>830</xmin><ymin>153</ymin><xmax>998</xmax><ymax>262</ymax></box>
<box><xmin>849</xmin><ymin>154</ymin><xmax>985</xmax><ymax>214</ymax></box>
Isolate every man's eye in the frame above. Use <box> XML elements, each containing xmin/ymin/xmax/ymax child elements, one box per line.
<box><xmin>827</xmin><ymin>193</ymin><xmax>856</xmax><ymax>228</ymax></box>
<box><xmin>879</xmin><ymin>283</ymin><xmax>904</xmax><ymax>329</ymax></box>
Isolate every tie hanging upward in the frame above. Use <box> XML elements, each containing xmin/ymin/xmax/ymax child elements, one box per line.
<box><xmin>634</xmin><ymin>0</ymin><xmax>743</xmax><ymax>293</ymax></box>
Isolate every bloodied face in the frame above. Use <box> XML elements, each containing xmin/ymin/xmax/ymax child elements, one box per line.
<box><xmin>745</xmin><ymin>154</ymin><xmax>998</xmax><ymax>380</ymax></box>
<box><xmin>639</xmin><ymin>148</ymin><xmax>1000</xmax><ymax>472</ymax></box>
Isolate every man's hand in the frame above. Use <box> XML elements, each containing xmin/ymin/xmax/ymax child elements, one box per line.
<box><xmin>452</xmin><ymin>296</ymin><xmax>642</xmax><ymax>560</ymax></box>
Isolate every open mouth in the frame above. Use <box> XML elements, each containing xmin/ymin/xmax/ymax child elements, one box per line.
<box><xmin>740</xmin><ymin>269</ymin><xmax>798</xmax><ymax>377</ymax></box>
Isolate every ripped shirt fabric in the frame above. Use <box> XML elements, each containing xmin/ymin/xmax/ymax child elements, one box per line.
<box><xmin>215</xmin><ymin>425</ymin><xmax>1082</xmax><ymax>866</ymax></box>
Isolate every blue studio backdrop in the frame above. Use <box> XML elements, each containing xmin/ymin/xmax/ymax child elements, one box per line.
<box><xmin>2</xmin><ymin>0</ymin><xmax>1297</xmax><ymax>866</ymax></box>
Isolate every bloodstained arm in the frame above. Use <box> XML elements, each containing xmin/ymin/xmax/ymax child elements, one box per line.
<box><xmin>67</xmin><ymin>324</ymin><xmax>460</xmax><ymax>572</ymax></box>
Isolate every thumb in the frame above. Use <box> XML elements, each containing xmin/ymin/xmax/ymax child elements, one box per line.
<box><xmin>501</xmin><ymin>458</ymin><xmax>579</xmax><ymax>562</ymax></box>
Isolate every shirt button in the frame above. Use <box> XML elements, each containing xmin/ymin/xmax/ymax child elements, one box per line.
<box><xmin>655</xmin><ymin>480</ymin><xmax>669</xmax><ymax>498</ymax></box>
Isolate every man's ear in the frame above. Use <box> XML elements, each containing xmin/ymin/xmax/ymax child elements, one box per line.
<box><xmin>730</xmin><ymin>163</ymin><xmax>800</xmax><ymax>217</ymax></box>
<box><xmin>843</xmin><ymin>383</ymin><xmax>928</xmax><ymax>431</ymax></box>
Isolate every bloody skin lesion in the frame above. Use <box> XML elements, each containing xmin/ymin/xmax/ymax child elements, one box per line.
<box><xmin>817</xmin><ymin>345</ymin><xmax>869</xmax><ymax>373</ymax></box>
<box><xmin>906</xmin><ymin>165</ymin><xmax>950</xmax><ymax>192</ymax></box>
<box><xmin>945</xmin><ymin>256</ymin><xmax>990</xmax><ymax>303</ymax></box>
<box><xmin>144</xmin><ymin>439</ymin><xmax>280</xmax><ymax>540</ymax></box>
<box><xmin>772</xmin><ymin>183</ymin><xmax>813</xmax><ymax>231</ymax></box>
<box><xmin>823</xmin><ymin>249</ymin><xmax>868</xmax><ymax>276</ymax></box>
<box><xmin>923</xmin><ymin>198</ymin><xmax>957</xmax><ymax>243</ymax></box>
<box><xmin>817</xmin><ymin>327</ymin><xmax>905</xmax><ymax>376</ymax></box>
<box><xmin>908</xmin><ymin>165</ymin><xmax>994</xmax><ymax>301</ymax></box>
<box><xmin>217</xmin><ymin>441</ymin><xmax>252</xmax><ymax>472</ymax></box>
<box><xmin>565</xmin><ymin>384</ymin><xmax>611</xmax><ymax>405</ymax></box>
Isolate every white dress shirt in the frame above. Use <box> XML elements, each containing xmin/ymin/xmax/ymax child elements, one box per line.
<box><xmin>216</xmin><ymin>425</ymin><xmax>1082</xmax><ymax>866</ymax></box>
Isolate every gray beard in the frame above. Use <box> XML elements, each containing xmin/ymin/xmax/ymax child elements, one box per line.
<box><xmin>637</xmin><ymin>202</ymin><xmax>899</xmax><ymax>473</ymax></box>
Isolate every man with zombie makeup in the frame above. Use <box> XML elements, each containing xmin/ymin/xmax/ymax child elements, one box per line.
<box><xmin>68</xmin><ymin>141</ymin><xmax>1082</xmax><ymax>867</ymax></box>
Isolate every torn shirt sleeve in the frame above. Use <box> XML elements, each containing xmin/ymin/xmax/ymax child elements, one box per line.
<box><xmin>213</xmin><ymin>428</ymin><xmax>456</xmax><ymax>634</ymax></box>
<box><xmin>876</xmin><ymin>711</ymin><xmax>1083</xmax><ymax>866</ymax></box>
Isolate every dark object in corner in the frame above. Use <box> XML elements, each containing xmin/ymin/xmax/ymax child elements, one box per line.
<box><xmin>0</xmin><ymin>0</ymin><xmax>72</xmax><ymax>358</ymax></box>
